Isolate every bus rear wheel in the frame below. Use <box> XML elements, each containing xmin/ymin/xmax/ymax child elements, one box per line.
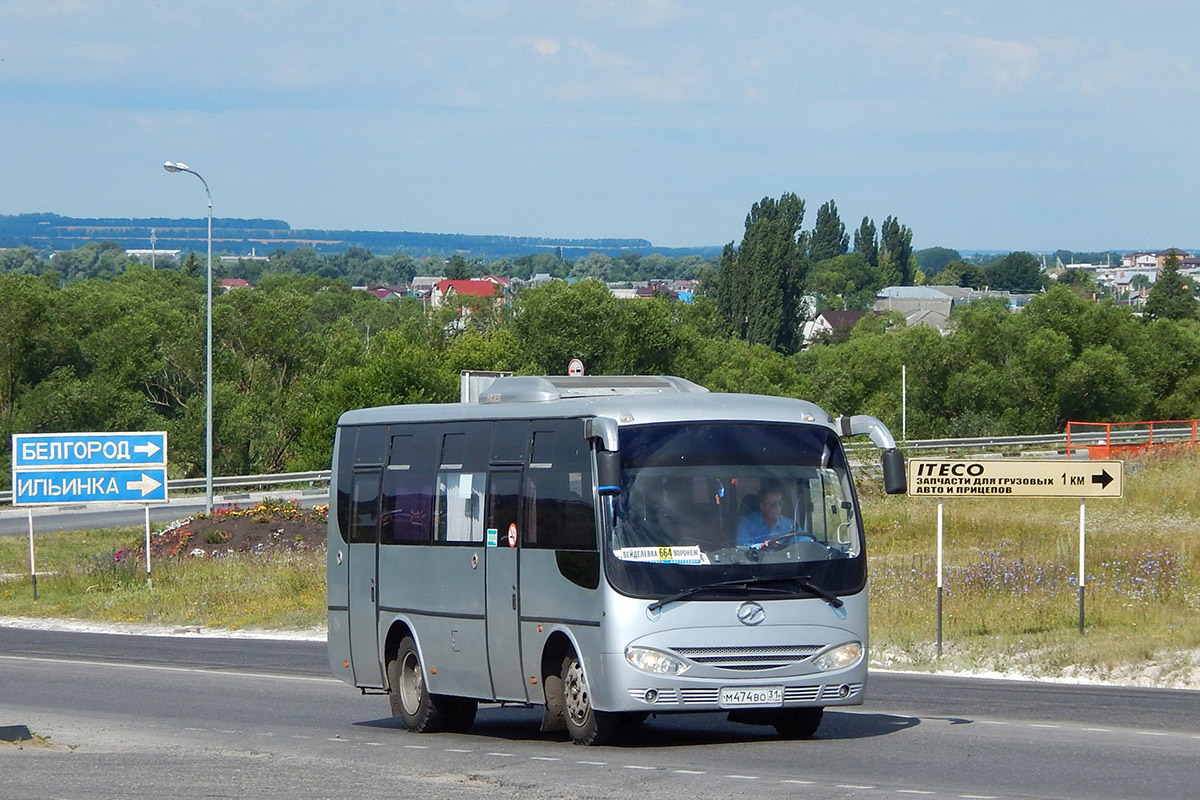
<box><xmin>561</xmin><ymin>653</ymin><xmax>618</xmax><ymax>746</ymax></box>
<box><xmin>388</xmin><ymin>636</ymin><xmax>456</xmax><ymax>733</ymax></box>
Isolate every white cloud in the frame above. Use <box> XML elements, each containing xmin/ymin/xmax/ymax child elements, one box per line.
<box><xmin>967</xmin><ymin>37</ymin><xmax>1040</xmax><ymax>90</ymax></box>
<box><xmin>568</xmin><ymin>36</ymin><xmax>631</xmax><ymax>71</ymax></box>
<box><xmin>522</xmin><ymin>36</ymin><xmax>561</xmax><ymax>57</ymax></box>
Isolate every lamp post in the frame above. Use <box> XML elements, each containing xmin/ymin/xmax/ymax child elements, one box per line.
<box><xmin>163</xmin><ymin>161</ymin><xmax>214</xmax><ymax>514</ymax></box>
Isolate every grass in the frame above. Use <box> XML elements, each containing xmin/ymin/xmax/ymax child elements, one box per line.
<box><xmin>0</xmin><ymin>525</ymin><xmax>325</xmax><ymax>631</ymax></box>
<box><xmin>862</xmin><ymin>447</ymin><xmax>1200</xmax><ymax>683</ymax></box>
<box><xmin>2</xmin><ymin>449</ymin><xmax>1197</xmax><ymax>683</ymax></box>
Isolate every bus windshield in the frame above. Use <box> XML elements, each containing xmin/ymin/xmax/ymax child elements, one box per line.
<box><xmin>604</xmin><ymin>422</ymin><xmax>866</xmax><ymax>600</ymax></box>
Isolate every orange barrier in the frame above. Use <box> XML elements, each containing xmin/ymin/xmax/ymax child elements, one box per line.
<box><xmin>1066</xmin><ymin>419</ymin><xmax>1199</xmax><ymax>459</ymax></box>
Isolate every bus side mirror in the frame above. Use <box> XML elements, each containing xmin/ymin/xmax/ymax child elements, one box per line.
<box><xmin>882</xmin><ymin>448</ymin><xmax>906</xmax><ymax>495</ymax></box>
<box><xmin>596</xmin><ymin>451</ymin><xmax>621</xmax><ymax>495</ymax></box>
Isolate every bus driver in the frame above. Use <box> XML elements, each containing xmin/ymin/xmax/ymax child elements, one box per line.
<box><xmin>736</xmin><ymin>482</ymin><xmax>800</xmax><ymax>549</ymax></box>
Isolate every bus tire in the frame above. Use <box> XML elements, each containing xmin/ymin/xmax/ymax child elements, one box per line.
<box><xmin>443</xmin><ymin>698</ymin><xmax>478</xmax><ymax>733</ymax></box>
<box><xmin>561</xmin><ymin>652</ymin><xmax>617</xmax><ymax>746</ymax></box>
<box><xmin>773</xmin><ymin>707</ymin><xmax>823</xmax><ymax>739</ymax></box>
<box><xmin>388</xmin><ymin>636</ymin><xmax>447</xmax><ymax>732</ymax></box>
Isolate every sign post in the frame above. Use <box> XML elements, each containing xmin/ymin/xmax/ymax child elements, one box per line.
<box><xmin>908</xmin><ymin>458</ymin><xmax>1123</xmax><ymax>647</ymax></box>
<box><xmin>11</xmin><ymin>431</ymin><xmax>169</xmax><ymax>595</ymax></box>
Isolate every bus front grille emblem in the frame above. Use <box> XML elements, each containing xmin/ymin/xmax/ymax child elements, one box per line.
<box><xmin>737</xmin><ymin>601</ymin><xmax>766</xmax><ymax>626</ymax></box>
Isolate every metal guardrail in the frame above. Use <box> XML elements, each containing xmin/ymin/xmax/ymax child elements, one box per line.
<box><xmin>0</xmin><ymin>470</ymin><xmax>331</xmax><ymax>506</ymax></box>
<box><xmin>3</xmin><ymin>428</ymin><xmax>1197</xmax><ymax>506</ymax></box>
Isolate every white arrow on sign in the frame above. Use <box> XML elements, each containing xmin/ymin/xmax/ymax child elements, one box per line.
<box><xmin>126</xmin><ymin>473</ymin><xmax>163</xmax><ymax>496</ymax></box>
<box><xmin>133</xmin><ymin>442</ymin><xmax>161</xmax><ymax>458</ymax></box>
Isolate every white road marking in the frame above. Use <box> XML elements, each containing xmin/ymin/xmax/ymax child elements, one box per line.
<box><xmin>487</xmin><ymin>752</ymin><xmax>514</xmax><ymax>757</ymax></box>
<box><xmin>530</xmin><ymin>756</ymin><xmax>560</xmax><ymax>761</ymax></box>
<box><xmin>1082</xmin><ymin>728</ymin><xmax>1112</xmax><ymax>733</ymax></box>
<box><xmin>1136</xmin><ymin>731</ymin><xmax>1168</xmax><ymax>737</ymax></box>
<box><xmin>364</xmin><ymin>742</ymin><xmax>383</xmax><ymax>746</ymax></box>
<box><xmin>624</xmin><ymin>765</ymin><xmax>656</xmax><ymax>770</ymax></box>
<box><xmin>403</xmin><ymin>744</ymin><xmax>429</xmax><ymax>749</ymax></box>
<box><xmin>577</xmin><ymin>761</ymin><xmax>607</xmax><ymax>766</ymax></box>
<box><xmin>446</xmin><ymin>748</ymin><xmax>472</xmax><ymax>753</ymax></box>
<box><xmin>674</xmin><ymin>770</ymin><xmax>706</xmax><ymax>775</ymax></box>
<box><xmin>782</xmin><ymin>780</ymin><xmax>816</xmax><ymax>785</ymax></box>
<box><xmin>838</xmin><ymin>785</ymin><xmax>876</xmax><ymax>790</ymax></box>
<box><xmin>1030</xmin><ymin>724</ymin><xmax>1059</xmax><ymax>728</ymax></box>
<box><xmin>897</xmin><ymin>791</ymin><xmax>935</xmax><ymax>795</ymax></box>
<box><xmin>0</xmin><ymin>653</ymin><xmax>340</xmax><ymax>683</ymax></box>
<box><xmin>725</xmin><ymin>775</ymin><xmax>759</xmax><ymax>780</ymax></box>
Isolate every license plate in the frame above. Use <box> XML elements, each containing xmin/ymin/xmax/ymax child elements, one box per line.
<box><xmin>719</xmin><ymin>686</ymin><xmax>784</xmax><ymax>708</ymax></box>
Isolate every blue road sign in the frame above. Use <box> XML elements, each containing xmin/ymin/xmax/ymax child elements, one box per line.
<box><xmin>13</xmin><ymin>432</ymin><xmax>168</xmax><ymax>468</ymax></box>
<box><xmin>13</xmin><ymin>467</ymin><xmax>169</xmax><ymax>505</ymax></box>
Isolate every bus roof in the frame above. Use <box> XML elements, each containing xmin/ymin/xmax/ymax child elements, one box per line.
<box><xmin>337</xmin><ymin>376</ymin><xmax>835</xmax><ymax>430</ymax></box>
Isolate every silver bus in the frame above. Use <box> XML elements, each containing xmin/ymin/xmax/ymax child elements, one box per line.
<box><xmin>327</xmin><ymin>375</ymin><xmax>906</xmax><ymax>745</ymax></box>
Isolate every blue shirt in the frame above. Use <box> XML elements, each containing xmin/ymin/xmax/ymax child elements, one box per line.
<box><xmin>736</xmin><ymin>512</ymin><xmax>796</xmax><ymax>547</ymax></box>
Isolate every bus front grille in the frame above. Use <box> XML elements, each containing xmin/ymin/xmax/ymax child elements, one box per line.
<box><xmin>670</xmin><ymin>645</ymin><xmax>823</xmax><ymax>671</ymax></box>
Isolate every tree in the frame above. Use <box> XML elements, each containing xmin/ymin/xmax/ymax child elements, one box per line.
<box><xmin>1054</xmin><ymin>268</ymin><xmax>1098</xmax><ymax>293</ymax></box>
<box><xmin>878</xmin><ymin>216</ymin><xmax>913</xmax><ymax>286</ymax></box>
<box><xmin>445</xmin><ymin>255</ymin><xmax>472</xmax><ymax>280</ymax></box>
<box><xmin>986</xmin><ymin>252</ymin><xmax>1043</xmax><ymax>292</ymax></box>
<box><xmin>853</xmin><ymin>217</ymin><xmax>877</xmax><ymax>268</ymax></box>
<box><xmin>932</xmin><ymin>259</ymin><xmax>987</xmax><ymax>288</ymax></box>
<box><xmin>715</xmin><ymin>194</ymin><xmax>809</xmax><ymax>353</ymax></box>
<box><xmin>807</xmin><ymin>252</ymin><xmax>883</xmax><ymax>310</ymax></box>
<box><xmin>915</xmin><ymin>247</ymin><xmax>961</xmax><ymax>278</ymax></box>
<box><xmin>809</xmin><ymin>200</ymin><xmax>848</xmax><ymax>263</ymax></box>
<box><xmin>1143</xmin><ymin>252</ymin><xmax>1199</xmax><ymax>320</ymax></box>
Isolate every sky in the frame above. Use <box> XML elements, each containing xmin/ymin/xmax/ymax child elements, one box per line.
<box><xmin>1</xmin><ymin>1</ymin><xmax>1197</xmax><ymax>251</ymax></box>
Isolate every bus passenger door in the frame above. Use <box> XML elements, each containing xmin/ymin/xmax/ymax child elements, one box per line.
<box><xmin>485</xmin><ymin>469</ymin><xmax>526</xmax><ymax>701</ymax></box>
<box><xmin>348</xmin><ymin>466</ymin><xmax>384</xmax><ymax>687</ymax></box>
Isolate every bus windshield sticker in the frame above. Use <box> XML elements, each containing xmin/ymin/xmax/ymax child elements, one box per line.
<box><xmin>486</xmin><ymin>527</ymin><xmax>498</xmax><ymax>547</ymax></box>
<box><xmin>613</xmin><ymin>545</ymin><xmax>704</xmax><ymax>565</ymax></box>
<box><xmin>507</xmin><ymin>523</ymin><xmax>518</xmax><ymax>548</ymax></box>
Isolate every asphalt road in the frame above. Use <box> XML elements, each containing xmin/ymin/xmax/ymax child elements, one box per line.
<box><xmin>2</xmin><ymin>627</ymin><xmax>1197</xmax><ymax>800</ymax></box>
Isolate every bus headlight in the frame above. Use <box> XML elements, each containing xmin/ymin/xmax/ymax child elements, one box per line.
<box><xmin>812</xmin><ymin>642</ymin><xmax>863</xmax><ymax>672</ymax></box>
<box><xmin>625</xmin><ymin>646</ymin><xmax>689</xmax><ymax>675</ymax></box>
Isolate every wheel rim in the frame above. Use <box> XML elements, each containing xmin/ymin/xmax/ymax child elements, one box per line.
<box><xmin>564</xmin><ymin>659</ymin><xmax>591</xmax><ymax>726</ymax></box>
<box><xmin>398</xmin><ymin>650</ymin><xmax>423</xmax><ymax>716</ymax></box>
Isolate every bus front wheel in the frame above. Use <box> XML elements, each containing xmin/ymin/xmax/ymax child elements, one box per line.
<box><xmin>773</xmin><ymin>707</ymin><xmax>823</xmax><ymax>739</ymax></box>
<box><xmin>561</xmin><ymin>653</ymin><xmax>618</xmax><ymax>746</ymax></box>
<box><xmin>388</xmin><ymin>636</ymin><xmax>456</xmax><ymax>733</ymax></box>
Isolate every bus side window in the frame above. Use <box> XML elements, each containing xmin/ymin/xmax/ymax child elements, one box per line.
<box><xmin>433</xmin><ymin>427</ymin><xmax>489</xmax><ymax>545</ymax></box>
<box><xmin>350</xmin><ymin>469</ymin><xmax>382</xmax><ymax>545</ymax></box>
<box><xmin>334</xmin><ymin>427</ymin><xmax>356</xmax><ymax>543</ymax></box>
<box><xmin>524</xmin><ymin>425</ymin><xmax>596</xmax><ymax>552</ymax></box>
<box><xmin>382</xmin><ymin>429</ymin><xmax>435</xmax><ymax>544</ymax></box>
<box><xmin>487</xmin><ymin>471</ymin><xmax>521</xmax><ymax>543</ymax></box>
<box><xmin>347</xmin><ymin>424</ymin><xmax>387</xmax><ymax>545</ymax></box>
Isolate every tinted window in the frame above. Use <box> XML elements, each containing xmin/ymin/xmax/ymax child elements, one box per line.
<box><xmin>487</xmin><ymin>471</ymin><xmax>521</xmax><ymax>548</ymax></box>
<box><xmin>523</xmin><ymin>423</ymin><xmax>596</xmax><ymax>551</ymax></box>
<box><xmin>350</xmin><ymin>469</ymin><xmax>382</xmax><ymax>544</ymax></box>
<box><xmin>334</xmin><ymin>427</ymin><xmax>356</xmax><ymax>543</ymax></box>
<box><xmin>382</xmin><ymin>429</ymin><xmax>436</xmax><ymax>544</ymax></box>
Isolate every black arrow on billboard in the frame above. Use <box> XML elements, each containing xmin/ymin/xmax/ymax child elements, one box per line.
<box><xmin>1091</xmin><ymin>469</ymin><xmax>1114</xmax><ymax>489</ymax></box>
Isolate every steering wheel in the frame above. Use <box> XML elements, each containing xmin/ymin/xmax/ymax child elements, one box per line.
<box><xmin>760</xmin><ymin>530</ymin><xmax>817</xmax><ymax>551</ymax></box>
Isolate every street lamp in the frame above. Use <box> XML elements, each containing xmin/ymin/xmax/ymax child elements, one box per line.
<box><xmin>163</xmin><ymin>161</ymin><xmax>214</xmax><ymax>514</ymax></box>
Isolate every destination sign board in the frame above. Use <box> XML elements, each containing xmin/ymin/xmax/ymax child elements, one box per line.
<box><xmin>907</xmin><ymin>459</ymin><xmax>1122</xmax><ymax>499</ymax></box>
<box><xmin>13</xmin><ymin>432</ymin><xmax>167</xmax><ymax>468</ymax></box>
<box><xmin>13</xmin><ymin>468</ymin><xmax>169</xmax><ymax>505</ymax></box>
<box><xmin>11</xmin><ymin>431</ymin><xmax>170</xmax><ymax>506</ymax></box>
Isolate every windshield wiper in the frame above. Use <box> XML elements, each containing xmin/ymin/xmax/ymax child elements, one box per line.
<box><xmin>647</xmin><ymin>575</ymin><xmax>843</xmax><ymax>613</ymax></box>
<box><xmin>791</xmin><ymin>576</ymin><xmax>844</xmax><ymax>609</ymax></box>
